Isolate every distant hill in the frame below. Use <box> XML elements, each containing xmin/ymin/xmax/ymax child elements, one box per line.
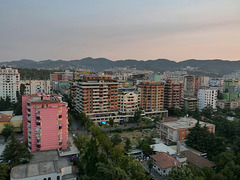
<box><xmin>1</xmin><ymin>58</ymin><xmax>240</xmax><ymax>77</ymax></box>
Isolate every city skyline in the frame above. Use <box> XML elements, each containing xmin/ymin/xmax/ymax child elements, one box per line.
<box><xmin>0</xmin><ymin>0</ymin><xmax>240</xmax><ymax>62</ymax></box>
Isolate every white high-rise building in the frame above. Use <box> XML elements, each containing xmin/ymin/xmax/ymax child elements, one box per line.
<box><xmin>0</xmin><ymin>68</ymin><xmax>20</xmax><ymax>102</ymax></box>
<box><xmin>118</xmin><ymin>90</ymin><xmax>139</xmax><ymax>114</ymax></box>
<box><xmin>198</xmin><ymin>89</ymin><xmax>218</xmax><ymax>111</ymax></box>
<box><xmin>20</xmin><ymin>80</ymin><xmax>51</xmax><ymax>95</ymax></box>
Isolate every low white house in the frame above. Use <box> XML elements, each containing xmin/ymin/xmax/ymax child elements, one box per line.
<box><xmin>150</xmin><ymin>152</ymin><xmax>181</xmax><ymax>176</ymax></box>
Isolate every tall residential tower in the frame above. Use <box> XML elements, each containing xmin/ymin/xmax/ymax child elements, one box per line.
<box><xmin>22</xmin><ymin>93</ymin><xmax>68</xmax><ymax>152</ymax></box>
<box><xmin>0</xmin><ymin>68</ymin><xmax>20</xmax><ymax>102</ymax></box>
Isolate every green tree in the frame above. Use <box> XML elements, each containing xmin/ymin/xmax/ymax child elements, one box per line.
<box><xmin>142</xmin><ymin>117</ymin><xmax>152</xmax><ymax>125</ymax></box>
<box><xmin>73</xmin><ymin>134</ymin><xmax>90</xmax><ymax>154</ymax></box>
<box><xmin>110</xmin><ymin>146</ymin><xmax>125</xmax><ymax>167</ymax></box>
<box><xmin>147</xmin><ymin>159</ymin><xmax>154</xmax><ymax>172</ymax></box>
<box><xmin>124</xmin><ymin>138</ymin><xmax>131</xmax><ymax>152</ymax></box>
<box><xmin>1</xmin><ymin>123</ymin><xmax>14</xmax><ymax>142</ymax></box>
<box><xmin>81</xmin><ymin>137</ymin><xmax>107</xmax><ymax>176</ymax></box>
<box><xmin>68</xmin><ymin>113</ymin><xmax>74</xmax><ymax>127</ymax></box>
<box><xmin>94</xmin><ymin>161</ymin><xmax>129</xmax><ymax>180</ymax></box>
<box><xmin>133</xmin><ymin>109</ymin><xmax>142</xmax><ymax>123</ymax></box>
<box><xmin>214</xmin><ymin>152</ymin><xmax>235</xmax><ymax>172</ymax></box>
<box><xmin>126</xmin><ymin>161</ymin><xmax>151</xmax><ymax>180</ymax></box>
<box><xmin>186</xmin><ymin>122</ymin><xmax>210</xmax><ymax>153</ymax></box>
<box><xmin>0</xmin><ymin>164</ymin><xmax>10</xmax><ymax>180</ymax></box>
<box><xmin>109</xmin><ymin>118</ymin><xmax>114</xmax><ymax>127</ymax></box>
<box><xmin>168</xmin><ymin>166</ymin><xmax>193</xmax><ymax>180</ymax></box>
<box><xmin>111</xmin><ymin>134</ymin><xmax>122</xmax><ymax>146</ymax></box>
<box><xmin>2</xmin><ymin>133</ymin><xmax>32</xmax><ymax>167</ymax></box>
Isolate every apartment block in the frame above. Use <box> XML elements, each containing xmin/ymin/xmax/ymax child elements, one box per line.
<box><xmin>198</xmin><ymin>89</ymin><xmax>218</xmax><ymax>111</ymax></box>
<box><xmin>184</xmin><ymin>75</ymin><xmax>201</xmax><ymax>96</ymax></box>
<box><xmin>74</xmin><ymin>75</ymin><xmax>118</xmax><ymax>122</ymax></box>
<box><xmin>20</xmin><ymin>80</ymin><xmax>51</xmax><ymax>95</ymax></box>
<box><xmin>0</xmin><ymin>68</ymin><xmax>20</xmax><ymax>102</ymax></box>
<box><xmin>22</xmin><ymin>93</ymin><xmax>68</xmax><ymax>152</ymax></box>
<box><xmin>164</xmin><ymin>79</ymin><xmax>183</xmax><ymax>109</ymax></box>
<box><xmin>50</xmin><ymin>70</ymin><xmax>73</xmax><ymax>82</ymax></box>
<box><xmin>118</xmin><ymin>88</ymin><xmax>139</xmax><ymax>114</ymax></box>
<box><xmin>159</xmin><ymin>117</ymin><xmax>215</xmax><ymax>143</ymax></box>
<box><xmin>183</xmin><ymin>97</ymin><xmax>198</xmax><ymax>111</ymax></box>
<box><xmin>138</xmin><ymin>81</ymin><xmax>165</xmax><ymax>111</ymax></box>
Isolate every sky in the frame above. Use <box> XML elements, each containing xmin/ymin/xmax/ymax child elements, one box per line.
<box><xmin>0</xmin><ymin>0</ymin><xmax>240</xmax><ymax>62</ymax></box>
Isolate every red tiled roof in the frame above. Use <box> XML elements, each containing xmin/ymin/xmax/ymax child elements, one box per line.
<box><xmin>182</xmin><ymin>150</ymin><xmax>215</xmax><ymax>169</ymax></box>
<box><xmin>0</xmin><ymin>113</ymin><xmax>11</xmax><ymax>123</ymax></box>
<box><xmin>150</xmin><ymin>152</ymin><xmax>181</xmax><ymax>169</ymax></box>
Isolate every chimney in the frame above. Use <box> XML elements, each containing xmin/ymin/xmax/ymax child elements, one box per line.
<box><xmin>176</xmin><ymin>141</ymin><xmax>181</xmax><ymax>156</ymax></box>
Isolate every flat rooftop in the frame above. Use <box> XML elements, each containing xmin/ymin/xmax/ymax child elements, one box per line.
<box><xmin>162</xmin><ymin>117</ymin><xmax>215</xmax><ymax>130</ymax></box>
<box><xmin>10</xmin><ymin>150</ymin><xmax>72</xmax><ymax>179</ymax></box>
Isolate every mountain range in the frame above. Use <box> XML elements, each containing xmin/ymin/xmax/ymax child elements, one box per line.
<box><xmin>1</xmin><ymin>58</ymin><xmax>240</xmax><ymax>77</ymax></box>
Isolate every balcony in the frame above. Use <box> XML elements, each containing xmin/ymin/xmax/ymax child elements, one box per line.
<box><xmin>36</xmin><ymin>139</ymin><xmax>41</xmax><ymax>144</ymax></box>
<box><xmin>36</xmin><ymin>127</ymin><xmax>41</xmax><ymax>133</ymax></box>
<box><xmin>36</xmin><ymin>122</ymin><xmax>41</xmax><ymax>126</ymax></box>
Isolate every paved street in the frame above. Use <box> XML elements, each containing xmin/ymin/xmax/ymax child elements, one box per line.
<box><xmin>101</xmin><ymin>122</ymin><xmax>156</xmax><ymax>131</ymax></box>
<box><xmin>70</xmin><ymin>114</ymin><xmax>90</xmax><ymax>137</ymax></box>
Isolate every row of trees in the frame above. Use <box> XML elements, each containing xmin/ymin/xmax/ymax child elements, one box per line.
<box><xmin>73</xmin><ymin>113</ymin><xmax>151</xmax><ymax>179</ymax></box>
<box><xmin>169</xmin><ymin>153</ymin><xmax>240</xmax><ymax>180</ymax></box>
<box><xmin>0</xmin><ymin>131</ymin><xmax>32</xmax><ymax>179</ymax></box>
<box><xmin>18</xmin><ymin>68</ymin><xmax>60</xmax><ymax>80</ymax></box>
<box><xmin>0</xmin><ymin>83</ymin><xmax>25</xmax><ymax>115</ymax></box>
<box><xmin>184</xmin><ymin>106</ymin><xmax>240</xmax><ymax>179</ymax></box>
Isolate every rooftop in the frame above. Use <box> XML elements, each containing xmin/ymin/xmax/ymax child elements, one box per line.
<box><xmin>182</xmin><ymin>150</ymin><xmax>215</xmax><ymax>169</ymax></box>
<box><xmin>150</xmin><ymin>152</ymin><xmax>181</xmax><ymax>169</ymax></box>
<box><xmin>0</xmin><ymin>113</ymin><xmax>11</xmax><ymax>123</ymax></box>
<box><xmin>161</xmin><ymin>117</ymin><xmax>215</xmax><ymax>130</ymax></box>
<box><xmin>0</xmin><ymin>111</ymin><xmax>14</xmax><ymax>115</ymax></box>
<box><xmin>10</xmin><ymin>150</ymin><xmax>72</xmax><ymax>179</ymax></box>
<box><xmin>150</xmin><ymin>143</ymin><xmax>176</xmax><ymax>155</ymax></box>
<box><xmin>10</xmin><ymin>115</ymin><xmax>22</xmax><ymax>121</ymax></box>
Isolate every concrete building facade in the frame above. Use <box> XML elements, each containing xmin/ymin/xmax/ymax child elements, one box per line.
<box><xmin>20</xmin><ymin>80</ymin><xmax>51</xmax><ymax>95</ymax></box>
<box><xmin>118</xmin><ymin>90</ymin><xmax>139</xmax><ymax>114</ymax></box>
<box><xmin>159</xmin><ymin>117</ymin><xmax>215</xmax><ymax>143</ymax></box>
<box><xmin>0</xmin><ymin>68</ymin><xmax>20</xmax><ymax>102</ymax></box>
<box><xmin>74</xmin><ymin>75</ymin><xmax>119</xmax><ymax>122</ymax></box>
<box><xmin>138</xmin><ymin>81</ymin><xmax>165</xmax><ymax>111</ymax></box>
<box><xmin>183</xmin><ymin>97</ymin><xmax>198</xmax><ymax>111</ymax></box>
<box><xmin>197</xmin><ymin>89</ymin><xmax>218</xmax><ymax>111</ymax></box>
<box><xmin>164</xmin><ymin>79</ymin><xmax>183</xmax><ymax>109</ymax></box>
<box><xmin>51</xmin><ymin>70</ymin><xmax>73</xmax><ymax>82</ymax></box>
<box><xmin>22</xmin><ymin>93</ymin><xmax>68</xmax><ymax>152</ymax></box>
<box><xmin>184</xmin><ymin>75</ymin><xmax>201</xmax><ymax>96</ymax></box>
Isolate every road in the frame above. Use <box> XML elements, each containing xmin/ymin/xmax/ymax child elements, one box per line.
<box><xmin>70</xmin><ymin>114</ymin><xmax>90</xmax><ymax>137</ymax></box>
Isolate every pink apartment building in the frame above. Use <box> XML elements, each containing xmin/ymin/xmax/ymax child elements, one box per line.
<box><xmin>22</xmin><ymin>93</ymin><xmax>68</xmax><ymax>152</ymax></box>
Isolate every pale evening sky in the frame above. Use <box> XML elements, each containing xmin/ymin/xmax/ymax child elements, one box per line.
<box><xmin>0</xmin><ymin>0</ymin><xmax>240</xmax><ymax>62</ymax></box>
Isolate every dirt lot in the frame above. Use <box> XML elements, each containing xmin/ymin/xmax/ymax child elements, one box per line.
<box><xmin>110</xmin><ymin>129</ymin><xmax>155</xmax><ymax>148</ymax></box>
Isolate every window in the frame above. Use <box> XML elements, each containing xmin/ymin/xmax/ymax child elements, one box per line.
<box><xmin>57</xmin><ymin>176</ymin><xmax>60</xmax><ymax>180</ymax></box>
<box><xmin>48</xmin><ymin>178</ymin><xmax>51</xmax><ymax>180</ymax></box>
